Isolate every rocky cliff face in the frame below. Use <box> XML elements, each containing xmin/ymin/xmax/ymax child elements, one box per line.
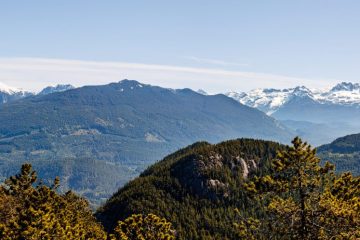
<box><xmin>173</xmin><ymin>151</ymin><xmax>259</xmax><ymax>200</ymax></box>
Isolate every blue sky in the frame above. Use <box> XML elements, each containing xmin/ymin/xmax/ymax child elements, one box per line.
<box><xmin>1</xmin><ymin>1</ymin><xmax>360</xmax><ymax>92</ymax></box>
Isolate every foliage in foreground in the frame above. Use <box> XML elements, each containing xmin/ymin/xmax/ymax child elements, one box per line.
<box><xmin>239</xmin><ymin>137</ymin><xmax>360</xmax><ymax>239</ymax></box>
<box><xmin>0</xmin><ymin>164</ymin><xmax>175</xmax><ymax>240</ymax></box>
<box><xmin>0</xmin><ymin>163</ymin><xmax>107</xmax><ymax>239</ymax></box>
<box><xmin>110</xmin><ymin>213</ymin><xmax>175</xmax><ymax>240</ymax></box>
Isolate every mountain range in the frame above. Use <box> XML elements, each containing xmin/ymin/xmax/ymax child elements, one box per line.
<box><xmin>226</xmin><ymin>82</ymin><xmax>360</xmax><ymax>115</ymax></box>
<box><xmin>226</xmin><ymin>82</ymin><xmax>360</xmax><ymax>145</ymax></box>
<box><xmin>0</xmin><ymin>80</ymin><xmax>292</xmax><ymax>205</ymax></box>
<box><xmin>0</xmin><ymin>80</ymin><xmax>358</xmax><ymax>238</ymax></box>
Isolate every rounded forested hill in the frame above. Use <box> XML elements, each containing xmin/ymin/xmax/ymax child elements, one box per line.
<box><xmin>96</xmin><ymin>138</ymin><xmax>284</xmax><ymax>240</ymax></box>
<box><xmin>317</xmin><ymin>133</ymin><xmax>360</xmax><ymax>175</ymax></box>
<box><xmin>318</xmin><ymin>133</ymin><xmax>360</xmax><ymax>153</ymax></box>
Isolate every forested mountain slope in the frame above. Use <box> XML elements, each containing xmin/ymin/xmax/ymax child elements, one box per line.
<box><xmin>0</xmin><ymin>80</ymin><xmax>293</xmax><ymax>205</ymax></box>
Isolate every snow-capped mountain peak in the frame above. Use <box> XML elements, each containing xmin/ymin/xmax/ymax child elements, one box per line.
<box><xmin>0</xmin><ymin>82</ymin><xmax>23</xmax><ymax>94</ymax></box>
<box><xmin>0</xmin><ymin>82</ymin><xmax>34</xmax><ymax>103</ymax></box>
<box><xmin>226</xmin><ymin>88</ymin><xmax>293</xmax><ymax>114</ymax></box>
<box><xmin>38</xmin><ymin>84</ymin><xmax>75</xmax><ymax>95</ymax></box>
<box><xmin>292</xmin><ymin>86</ymin><xmax>313</xmax><ymax>97</ymax></box>
<box><xmin>330</xmin><ymin>82</ymin><xmax>360</xmax><ymax>92</ymax></box>
<box><xmin>318</xmin><ymin>82</ymin><xmax>360</xmax><ymax>106</ymax></box>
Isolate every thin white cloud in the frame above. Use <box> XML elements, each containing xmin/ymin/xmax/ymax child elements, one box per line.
<box><xmin>0</xmin><ymin>57</ymin><xmax>340</xmax><ymax>93</ymax></box>
<box><xmin>184</xmin><ymin>56</ymin><xmax>250</xmax><ymax>67</ymax></box>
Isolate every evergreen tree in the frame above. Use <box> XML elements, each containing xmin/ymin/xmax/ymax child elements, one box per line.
<box><xmin>239</xmin><ymin>137</ymin><xmax>359</xmax><ymax>239</ymax></box>
<box><xmin>0</xmin><ymin>164</ymin><xmax>107</xmax><ymax>239</ymax></box>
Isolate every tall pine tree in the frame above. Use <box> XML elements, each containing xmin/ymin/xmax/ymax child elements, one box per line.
<box><xmin>238</xmin><ymin>137</ymin><xmax>359</xmax><ymax>239</ymax></box>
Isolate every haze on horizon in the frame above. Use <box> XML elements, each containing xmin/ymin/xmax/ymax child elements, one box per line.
<box><xmin>1</xmin><ymin>1</ymin><xmax>360</xmax><ymax>92</ymax></box>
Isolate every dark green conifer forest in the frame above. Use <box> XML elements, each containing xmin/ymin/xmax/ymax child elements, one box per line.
<box><xmin>0</xmin><ymin>137</ymin><xmax>359</xmax><ymax>239</ymax></box>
